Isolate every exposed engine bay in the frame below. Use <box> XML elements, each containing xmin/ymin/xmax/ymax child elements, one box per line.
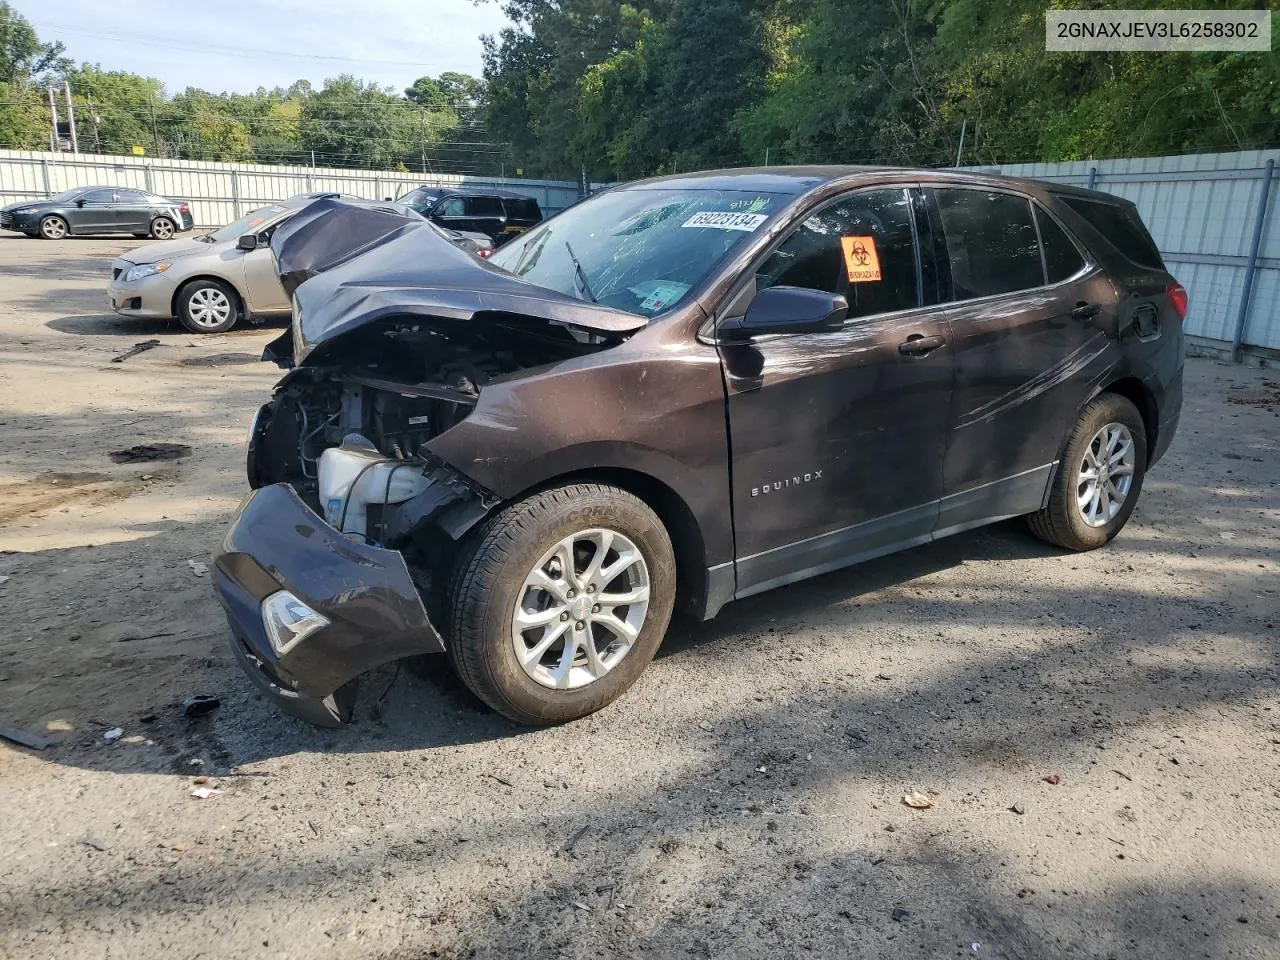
<box><xmin>248</xmin><ymin>315</ymin><xmax>616</xmax><ymax>551</ymax></box>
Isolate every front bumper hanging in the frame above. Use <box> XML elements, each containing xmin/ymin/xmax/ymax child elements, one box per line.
<box><xmin>212</xmin><ymin>483</ymin><xmax>445</xmax><ymax>726</ymax></box>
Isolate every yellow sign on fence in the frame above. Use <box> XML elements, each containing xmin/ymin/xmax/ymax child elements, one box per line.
<box><xmin>131</xmin><ymin>145</ymin><xmax>145</xmax><ymax>156</ymax></box>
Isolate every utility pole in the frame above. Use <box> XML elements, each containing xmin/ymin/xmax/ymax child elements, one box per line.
<box><xmin>764</xmin><ymin>147</ymin><xmax>770</xmax><ymax>166</ymax></box>
<box><xmin>954</xmin><ymin>119</ymin><xmax>967</xmax><ymax>168</ymax></box>
<box><xmin>86</xmin><ymin>94</ymin><xmax>102</xmax><ymax>153</ymax></box>
<box><xmin>47</xmin><ymin>86</ymin><xmax>59</xmax><ymax>152</ymax></box>
<box><xmin>420</xmin><ymin>107</ymin><xmax>427</xmax><ymax>175</ymax></box>
<box><xmin>63</xmin><ymin>81</ymin><xmax>78</xmax><ymax>153</ymax></box>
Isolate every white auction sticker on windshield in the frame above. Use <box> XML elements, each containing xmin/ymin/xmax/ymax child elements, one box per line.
<box><xmin>682</xmin><ymin>211</ymin><xmax>769</xmax><ymax>231</ymax></box>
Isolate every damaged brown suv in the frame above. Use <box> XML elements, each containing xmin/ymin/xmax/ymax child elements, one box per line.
<box><xmin>213</xmin><ymin>170</ymin><xmax>1185</xmax><ymax>727</ymax></box>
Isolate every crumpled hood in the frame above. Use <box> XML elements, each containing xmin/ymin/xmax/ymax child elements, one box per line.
<box><xmin>116</xmin><ymin>236</ymin><xmax>211</xmax><ymax>264</ymax></box>
<box><xmin>271</xmin><ymin>197</ymin><xmax>647</xmax><ymax>360</ymax></box>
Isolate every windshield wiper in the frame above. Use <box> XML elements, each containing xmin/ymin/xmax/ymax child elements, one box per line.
<box><xmin>564</xmin><ymin>241</ymin><xmax>598</xmax><ymax>304</ymax></box>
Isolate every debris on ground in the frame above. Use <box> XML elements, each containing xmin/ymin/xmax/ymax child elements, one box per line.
<box><xmin>0</xmin><ymin>575</ymin><xmax>9</xmax><ymax>585</ymax></box>
<box><xmin>80</xmin><ymin>837</ymin><xmax>108</xmax><ymax>852</ymax></box>
<box><xmin>186</xmin><ymin>559</ymin><xmax>209</xmax><ymax>577</ymax></box>
<box><xmin>1010</xmin><ymin>802</ymin><xmax>1027</xmax><ymax>815</ymax></box>
<box><xmin>180</xmin><ymin>353</ymin><xmax>259</xmax><ymax>367</ymax></box>
<box><xmin>187</xmin><ymin>758</ymin><xmax>205</xmax><ymax>767</ymax></box>
<box><xmin>902</xmin><ymin>791</ymin><xmax>934</xmax><ymax>809</ymax></box>
<box><xmin>190</xmin><ymin>787</ymin><xmax>221</xmax><ymax>800</ymax></box>
<box><xmin>108</xmin><ymin>443</ymin><xmax>191</xmax><ymax>464</ymax></box>
<box><xmin>183</xmin><ymin>695</ymin><xmax>220</xmax><ymax>717</ymax></box>
<box><xmin>1043</xmin><ymin>774</ymin><xmax>1061</xmax><ymax>785</ymax></box>
<box><xmin>110</xmin><ymin>339</ymin><xmax>161</xmax><ymax>363</ymax></box>
<box><xmin>891</xmin><ymin>907</ymin><xmax>910</xmax><ymax>922</ymax></box>
<box><xmin>0</xmin><ymin>721</ymin><xmax>53</xmax><ymax>750</ymax></box>
<box><xmin>102</xmin><ymin>727</ymin><xmax>123</xmax><ymax>742</ymax></box>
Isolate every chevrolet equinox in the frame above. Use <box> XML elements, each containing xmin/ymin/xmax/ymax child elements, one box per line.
<box><xmin>212</xmin><ymin>169</ymin><xmax>1185</xmax><ymax>727</ymax></box>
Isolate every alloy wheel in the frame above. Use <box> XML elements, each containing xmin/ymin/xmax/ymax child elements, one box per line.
<box><xmin>1076</xmin><ymin>421</ymin><xmax>1136</xmax><ymax>527</ymax></box>
<box><xmin>187</xmin><ymin>287</ymin><xmax>232</xmax><ymax>329</ymax></box>
<box><xmin>511</xmin><ymin>528</ymin><xmax>651</xmax><ymax>690</ymax></box>
<box><xmin>152</xmin><ymin>218</ymin><xmax>174</xmax><ymax>239</ymax></box>
<box><xmin>40</xmin><ymin>217</ymin><xmax>66</xmax><ymax>239</ymax></box>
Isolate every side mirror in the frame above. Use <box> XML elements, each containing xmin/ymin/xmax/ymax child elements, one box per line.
<box><xmin>237</xmin><ymin>234</ymin><xmax>259</xmax><ymax>251</ymax></box>
<box><xmin>383</xmin><ymin>196</ymin><xmax>393</xmax><ymax>202</ymax></box>
<box><xmin>75</xmin><ymin>199</ymin><xmax>86</xmax><ymax>207</ymax></box>
<box><xmin>719</xmin><ymin>286</ymin><xmax>848</xmax><ymax>340</ymax></box>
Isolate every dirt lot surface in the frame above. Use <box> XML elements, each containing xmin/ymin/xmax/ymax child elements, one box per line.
<box><xmin>1</xmin><ymin>235</ymin><xmax>1278</xmax><ymax>960</ymax></box>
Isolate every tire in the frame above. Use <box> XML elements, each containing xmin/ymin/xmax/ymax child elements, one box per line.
<box><xmin>1027</xmin><ymin>393</ymin><xmax>1147</xmax><ymax>551</ymax></box>
<box><xmin>448</xmin><ymin>483</ymin><xmax>676</xmax><ymax>725</ymax></box>
<box><xmin>150</xmin><ymin>216</ymin><xmax>176</xmax><ymax>240</ymax></box>
<box><xmin>176</xmin><ymin>279</ymin><xmax>239</xmax><ymax>334</ymax></box>
<box><xmin>38</xmin><ymin>215</ymin><xmax>68</xmax><ymax>240</ymax></box>
<box><xmin>132</xmin><ymin>232</ymin><xmax>149</xmax><ymax>239</ymax></box>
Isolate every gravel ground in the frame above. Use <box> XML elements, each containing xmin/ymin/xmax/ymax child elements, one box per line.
<box><xmin>0</xmin><ymin>235</ymin><xmax>1278</xmax><ymax>960</ymax></box>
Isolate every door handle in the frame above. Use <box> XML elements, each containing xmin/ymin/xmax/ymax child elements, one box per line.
<box><xmin>1071</xmin><ymin>301</ymin><xmax>1102</xmax><ymax>320</ymax></box>
<box><xmin>899</xmin><ymin>334</ymin><xmax>946</xmax><ymax>356</ymax></box>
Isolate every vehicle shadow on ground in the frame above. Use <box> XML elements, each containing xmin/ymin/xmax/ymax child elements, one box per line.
<box><xmin>44</xmin><ymin>313</ymin><xmax>289</xmax><ymax>338</ymax></box>
<box><xmin>6</xmin><ymin>502</ymin><xmax>1273</xmax><ymax>772</ymax></box>
<box><xmin>3</xmin><ymin>505</ymin><xmax>1276</xmax><ymax>957</ymax></box>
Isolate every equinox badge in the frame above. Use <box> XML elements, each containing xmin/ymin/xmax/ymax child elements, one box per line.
<box><xmin>751</xmin><ymin>471</ymin><xmax>823</xmax><ymax>497</ymax></box>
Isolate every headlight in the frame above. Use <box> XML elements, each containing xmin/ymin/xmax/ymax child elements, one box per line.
<box><xmin>260</xmin><ymin>590</ymin><xmax>330</xmax><ymax>657</ymax></box>
<box><xmin>124</xmin><ymin>262</ymin><xmax>171</xmax><ymax>282</ymax></box>
<box><xmin>13</xmin><ymin>207</ymin><xmax>38</xmax><ymax>215</ymax></box>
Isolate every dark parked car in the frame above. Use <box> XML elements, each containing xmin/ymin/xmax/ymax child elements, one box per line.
<box><xmin>213</xmin><ymin>169</ymin><xmax>1185</xmax><ymax>728</ymax></box>
<box><xmin>396</xmin><ymin>186</ymin><xmax>542</xmax><ymax>245</ymax></box>
<box><xmin>1</xmin><ymin>186</ymin><xmax>194</xmax><ymax>239</ymax></box>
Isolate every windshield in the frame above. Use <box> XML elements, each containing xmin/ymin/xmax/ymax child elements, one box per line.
<box><xmin>398</xmin><ymin>187</ymin><xmax>442</xmax><ymax>215</ymax></box>
<box><xmin>204</xmin><ymin>205</ymin><xmax>288</xmax><ymax>243</ymax></box>
<box><xmin>487</xmin><ymin>187</ymin><xmax>788</xmax><ymax>316</ymax></box>
<box><xmin>49</xmin><ymin>188</ymin><xmax>90</xmax><ymax>202</ymax></box>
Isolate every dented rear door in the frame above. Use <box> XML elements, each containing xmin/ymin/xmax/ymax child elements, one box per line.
<box><xmin>927</xmin><ymin>187</ymin><xmax>1121</xmax><ymax>533</ymax></box>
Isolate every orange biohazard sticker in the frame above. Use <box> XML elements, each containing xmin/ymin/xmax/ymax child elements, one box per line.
<box><xmin>841</xmin><ymin>235</ymin><xmax>882</xmax><ymax>283</ymax></box>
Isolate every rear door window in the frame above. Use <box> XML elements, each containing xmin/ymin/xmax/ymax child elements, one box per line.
<box><xmin>1059</xmin><ymin>196</ymin><xmax>1164</xmax><ymax>269</ymax></box>
<box><xmin>933</xmin><ymin>189</ymin><xmax>1043</xmax><ymax>300</ymax></box>
<box><xmin>464</xmin><ymin>196</ymin><xmax>505</xmax><ymax>218</ymax></box>
<box><xmin>117</xmin><ymin>189</ymin><xmax>149</xmax><ymax>203</ymax></box>
<box><xmin>502</xmin><ymin>198</ymin><xmax>541</xmax><ymax>222</ymax></box>
<box><xmin>756</xmin><ymin>187</ymin><xmax>921</xmax><ymax>321</ymax></box>
<box><xmin>80</xmin><ymin>189</ymin><xmax>116</xmax><ymax>205</ymax></box>
<box><xmin>1035</xmin><ymin>207</ymin><xmax>1088</xmax><ymax>283</ymax></box>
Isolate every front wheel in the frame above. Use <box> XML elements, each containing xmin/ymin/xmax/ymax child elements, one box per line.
<box><xmin>176</xmin><ymin>279</ymin><xmax>239</xmax><ymax>333</ymax></box>
<box><xmin>39</xmin><ymin>215</ymin><xmax>68</xmax><ymax>240</ymax></box>
<box><xmin>1027</xmin><ymin>393</ymin><xmax>1147</xmax><ymax>551</ymax></box>
<box><xmin>447</xmin><ymin>483</ymin><xmax>676</xmax><ymax>725</ymax></box>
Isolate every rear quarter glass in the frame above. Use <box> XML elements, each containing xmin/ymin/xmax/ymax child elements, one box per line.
<box><xmin>1059</xmin><ymin>196</ymin><xmax>1164</xmax><ymax>270</ymax></box>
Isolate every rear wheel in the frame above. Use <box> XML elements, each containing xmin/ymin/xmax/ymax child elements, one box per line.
<box><xmin>39</xmin><ymin>215</ymin><xmax>68</xmax><ymax>240</ymax></box>
<box><xmin>447</xmin><ymin>483</ymin><xmax>676</xmax><ymax>725</ymax></box>
<box><xmin>1027</xmin><ymin>393</ymin><xmax>1147</xmax><ymax>551</ymax></box>
<box><xmin>150</xmin><ymin>216</ymin><xmax>176</xmax><ymax>240</ymax></box>
<box><xmin>176</xmin><ymin>279</ymin><xmax>239</xmax><ymax>333</ymax></box>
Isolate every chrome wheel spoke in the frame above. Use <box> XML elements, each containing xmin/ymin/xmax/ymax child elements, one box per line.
<box><xmin>579</xmin><ymin>529</ymin><xmax>614</xmax><ymax>587</ymax></box>
<box><xmin>527</xmin><ymin>568</ymin><xmax>568</xmax><ymax>603</ymax></box>
<box><xmin>551</xmin><ymin>630</ymin><xmax>581</xmax><ymax>688</ymax></box>
<box><xmin>521</xmin><ymin>620</ymin><xmax>570</xmax><ymax>667</ymax></box>
<box><xmin>514</xmin><ymin>603</ymin><xmax>566</xmax><ymax>630</ymax></box>
<box><xmin>594</xmin><ymin>613</ymin><xmax>639</xmax><ymax>645</ymax></box>
<box><xmin>598</xmin><ymin>584</ymin><xmax>649</xmax><ymax>607</ymax></box>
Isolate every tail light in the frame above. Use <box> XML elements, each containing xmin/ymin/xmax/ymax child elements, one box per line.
<box><xmin>1168</xmin><ymin>281</ymin><xmax>1188</xmax><ymax>320</ymax></box>
<box><xmin>179</xmin><ymin>202</ymin><xmax>190</xmax><ymax>213</ymax></box>
<box><xmin>477</xmin><ymin>248</ymin><xmax>491</xmax><ymax>258</ymax></box>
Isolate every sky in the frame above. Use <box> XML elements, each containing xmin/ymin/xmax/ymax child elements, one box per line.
<box><xmin>20</xmin><ymin>0</ymin><xmax>514</xmax><ymax>96</ymax></box>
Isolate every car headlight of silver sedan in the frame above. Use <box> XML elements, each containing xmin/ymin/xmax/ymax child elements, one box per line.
<box><xmin>123</xmin><ymin>262</ymin><xmax>171</xmax><ymax>282</ymax></box>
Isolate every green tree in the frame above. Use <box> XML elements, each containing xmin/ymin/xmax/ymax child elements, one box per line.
<box><xmin>299</xmin><ymin>75</ymin><xmax>418</xmax><ymax>168</ymax></box>
<box><xmin>0</xmin><ymin>1</ymin><xmax>68</xmax><ymax>82</ymax></box>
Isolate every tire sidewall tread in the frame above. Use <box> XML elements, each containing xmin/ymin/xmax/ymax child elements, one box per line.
<box><xmin>1028</xmin><ymin>392</ymin><xmax>1147</xmax><ymax>551</ymax></box>
<box><xmin>448</xmin><ymin>483</ymin><xmax>676</xmax><ymax>725</ymax></box>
